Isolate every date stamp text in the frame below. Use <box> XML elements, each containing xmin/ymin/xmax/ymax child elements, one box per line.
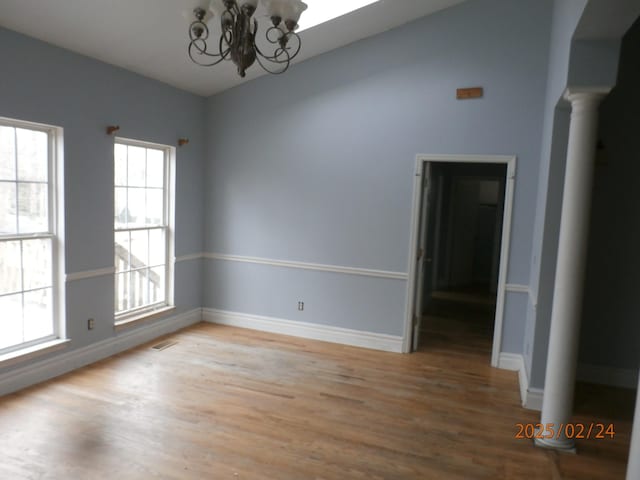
<box><xmin>515</xmin><ymin>423</ymin><xmax>615</xmax><ymax>440</ymax></box>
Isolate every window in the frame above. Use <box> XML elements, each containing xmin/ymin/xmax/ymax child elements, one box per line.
<box><xmin>0</xmin><ymin>119</ymin><xmax>60</xmax><ymax>354</ymax></box>
<box><xmin>114</xmin><ymin>139</ymin><xmax>174</xmax><ymax>321</ymax></box>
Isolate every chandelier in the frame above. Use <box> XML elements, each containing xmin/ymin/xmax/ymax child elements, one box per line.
<box><xmin>188</xmin><ymin>0</ymin><xmax>308</xmax><ymax>77</ymax></box>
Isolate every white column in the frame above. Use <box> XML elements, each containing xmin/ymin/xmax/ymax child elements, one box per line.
<box><xmin>627</xmin><ymin>374</ymin><xmax>640</xmax><ymax>480</ymax></box>
<box><xmin>536</xmin><ymin>88</ymin><xmax>610</xmax><ymax>451</ymax></box>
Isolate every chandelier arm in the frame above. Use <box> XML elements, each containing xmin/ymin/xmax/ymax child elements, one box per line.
<box><xmin>188</xmin><ymin>33</ymin><xmax>232</xmax><ymax>67</ymax></box>
<box><xmin>189</xmin><ymin>19</ymin><xmax>210</xmax><ymax>42</ymax></box>
<box><xmin>219</xmin><ymin>35</ymin><xmax>232</xmax><ymax>60</ymax></box>
<box><xmin>255</xmin><ymin>29</ymin><xmax>302</xmax><ymax>64</ymax></box>
<box><xmin>254</xmin><ymin>46</ymin><xmax>292</xmax><ymax>74</ymax></box>
<box><xmin>188</xmin><ymin>43</ymin><xmax>229</xmax><ymax>67</ymax></box>
<box><xmin>254</xmin><ymin>44</ymin><xmax>289</xmax><ymax>64</ymax></box>
<box><xmin>254</xmin><ymin>55</ymin><xmax>289</xmax><ymax>75</ymax></box>
<box><xmin>188</xmin><ymin>12</ymin><xmax>230</xmax><ymax>66</ymax></box>
<box><xmin>222</xmin><ymin>27</ymin><xmax>234</xmax><ymax>47</ymax></box>
<box><xmin>254</xmin><ymin>47</ymin><xmax>297</xmax><ymax>65</ymax></box>
<box><xmin>283</xmin><ymin>32</ymin><xmax>302</xmax><ymax>59</ymax></box>
<box><xmin>190</xmin><ymin>36</ymin><xmax>215</xmax><ymax>56</ymax></box>
<box><xmin>254</xmin><ymin>37</ymin><xmax>301</xmax><ymax>66</ymax></box>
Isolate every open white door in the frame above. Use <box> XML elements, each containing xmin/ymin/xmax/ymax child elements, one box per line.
<box><xmin>411</xmin><ymin>162</ymin><xmax>432</xmax><ymax>351</ymax></box>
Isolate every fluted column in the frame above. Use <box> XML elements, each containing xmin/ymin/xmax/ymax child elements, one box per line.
<box><xmin>627</xmin><ymin>374</ymin><xmax>640</xmax><ymax>479</ymax></box>
<box><xmin>536</xmin><ymin>88</ymin><xmax>610</xmax><ymax>451</ymax></box>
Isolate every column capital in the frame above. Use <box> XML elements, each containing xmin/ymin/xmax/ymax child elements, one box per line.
<box><xmin>564</xmin><ymin>86</ymin><xmax>612</xmax><ymax>104</ymax></box>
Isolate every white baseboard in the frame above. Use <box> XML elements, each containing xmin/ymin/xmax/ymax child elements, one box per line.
<box><xmin>577</xmin><ymin>363</ymin><xmax>639</xmax><ymax>390</ymax></box>
<box><xmin>203</xmin><ymin>308</ymin><xmax>404</xmax><ymax>353</ymax></box>
<box><xmin>497</xmin><ymin>353</ymin><xmax>638</xmax><ymax>412</ymax></box>
<box><xmin>498</xmin><ymin>352</ymin><xmax>543</xmax><ymax>411</ymax></box>
<box><xmin>497</xmin><ymin>352</ymin><xmax>522</xmax><ymax>371</ymax></box>
<box><xmin>524</xmin><ymin>386</ymin><xmax>544</xmax><ymax>411</ymax></box>
<box><xmin>0</xmin><ymin>308</ymin><xmax>202</xmax><ymax>397</ymax></box>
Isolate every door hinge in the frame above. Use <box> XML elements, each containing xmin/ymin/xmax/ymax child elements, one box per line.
<box><xmin>417</xmin><ymin>248</ymin><xmax>424</xmax><ymax>260</ymax></box>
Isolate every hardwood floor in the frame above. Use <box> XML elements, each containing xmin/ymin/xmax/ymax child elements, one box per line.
<box><xmin>0</xmin><ymin>320</ymin><xmax>634</xmax><ymax>479</ymax></box>
<box><xmin>421</xmin><ymin>287</ymin><xmax>497</xmax><ymax>357</ymax></box>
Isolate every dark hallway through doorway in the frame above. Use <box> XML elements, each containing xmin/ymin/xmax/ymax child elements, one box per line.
<box><xmin>419</xmin><ymin>286</ymin><xmax>496</xmax><ymax>356</ymax></box>
<box><xmin>414</xmin><ymin>162</ymin><xmax>507</xmax><ymax>356</ymax></box>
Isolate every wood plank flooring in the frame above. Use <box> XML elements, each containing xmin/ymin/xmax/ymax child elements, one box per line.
<box><xmin>0</xmin><ymin>319</ymin><xmax>634</xmax><ymax>479</ymax></box>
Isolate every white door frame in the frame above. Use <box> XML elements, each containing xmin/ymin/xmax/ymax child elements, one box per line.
<box><xmin>402</xmin><ymin>154</ymin><xmax>516</xmax><ymax>367</ymax></box>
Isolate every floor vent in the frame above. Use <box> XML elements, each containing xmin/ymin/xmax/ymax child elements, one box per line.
<box><xmin>151</xmin><ymin>340</ymin><xmax>177</xmax><ymax>351</ymax></box>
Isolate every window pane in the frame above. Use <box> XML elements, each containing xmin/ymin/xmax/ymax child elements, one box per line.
<box><xmin>127</xmin><ymin>188</ymin><xmax>145</xmax><ymax>227</ymax></box>
<box><xmin>0</xmin><ymin>182</ymin><xmax>17</xmax><ymax>234</ymax></box>
<box><xmin>115</xmin><ymin>187</ymin><xmax>128</xmax><ymax>228</ymax></box>
<box><xmin>127</xmin><ymin>146</ymin><xmax>146</xmax><ymax>187</ymax></box>
<box><xmin>149</xmin><ymin>229</ymin><xmax>165</xmax><ymax>266</ymax></box>
<box><xmin>146</xmin><ymin>149</ymin><xmax>164</xmax><ymax>188</ymax></box>
<box><xmin>115</xmin><ymin>272</ymin><xmax>129</xmax><ymax>312</ymax></box>
<box><xmin>146</xmin><ymin>189</ymin><xmax>163</xmax><ymax>226</ymax></box>
<box><xmin>23</xmin><ymin>288</ymin><xmax>53</xmax><ymax>342</ymax></box>
<box><xmin>16</xmin><ymin>128</ymin><xmax>47</xmax><ymax>182</ymax></box>
<box><xmin>149</xmin><ymin>266</ymin><xmax>165</xmax><ymax>304</ymax></box>
<box><xmin>18</xmin><ymin>183</ymin><xmax>48</xmax><ymax>233</ymax></box>
<box><xmin>114</xmin><ymin>141</ymin><xmax>169</xmax><ymax>317</ymax></box>
<box><xmin>22</xmin><ymin>239</ymin><xmax>52</xmax><ymax>291</ymax></box>
<box><xmin>129</xmin><ymin>269</ymin><xmax>149</xmax><ymax>310</ymax></box>
<box><xmin>0</xmin><ymin>126</ymin><xmax>16</xmax><ymax>181</ymax></box>
<box><xmin>0</xmin><ymin>240</ymin><xmax>22</xmax><ymax>295</ymax></box>
<box><xmin>130</xmin><ymin>229</ymin><xmax>149</xmax><ymax>268</ymax></box>
<box><xmin>0</xmin><ymin>293</ymin><xmax>23</xmax><ymax>349</ymax></box>
<box><xmin>114</xmin><ymin>144</ymin><xmax>127</xmax><ymax>186</ymax></box>
<box><xmin>0</xmin><ymin>122</ymin><xmax>56</xmax><ymax>354</ymax></box>
<box><xmin>115</xmin><ymin>231</ymin><xmax>130</xmax><ymax>273</ymax></box>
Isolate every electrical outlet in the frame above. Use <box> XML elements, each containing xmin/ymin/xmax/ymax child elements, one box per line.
<box><xmin>297</xmin><ymin>301</ymin><xmax>304</xmax><ymax>311</ymax></box>
<box><xmin>88</xmin><ymin>318</ymin><xmax>95</xmax><ymax>330</ymax></box>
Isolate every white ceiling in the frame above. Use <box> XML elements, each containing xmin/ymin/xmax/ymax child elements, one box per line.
<box><xmin>0</xmin><ymin>0</ymin><xmax>467</xmax><ymax>97</ymax></box>
<box><xmin>574</xmin><ymin>0</ymin><xmax>640</xmax><ymax>39</ymax></box>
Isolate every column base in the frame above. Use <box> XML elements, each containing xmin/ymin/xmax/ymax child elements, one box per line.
<box><xmin>534</xmin><ymin>436</ymin><xmax>577</xmax><ymax>454</ymax></box>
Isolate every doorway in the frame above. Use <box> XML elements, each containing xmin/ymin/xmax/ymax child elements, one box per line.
<box><xmin>404</xmin><ymin>155</ymin><xmax>516</xmax><ymax>366</ymax></box>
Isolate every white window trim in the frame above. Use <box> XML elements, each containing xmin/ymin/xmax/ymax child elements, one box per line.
<box><xmin>0</xmin><ymin>116</ymin><xmax>66</xmax><ymax>358</ymax></box>
<box><xmin>113</xmin><ymin>137</ymin><xmax>175</xmax><ymax>326</ymax></box>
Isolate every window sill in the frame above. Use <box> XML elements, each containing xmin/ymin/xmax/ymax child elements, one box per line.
<box><xmin>0</xmin><ymin>338</ymin><xmax>71</xmax><ymax>369</ymax></box>
<box><xmin>114</xmin><ymin>306</ymin><xmax>176</xmax><ymax>332</ymax></box>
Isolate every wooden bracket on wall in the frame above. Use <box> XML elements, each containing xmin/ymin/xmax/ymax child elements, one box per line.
<box><xmin>106</xmin><ymin>125</ymin><xmax>120</xmax><ymax>135</ymax></box>
<box><xmin>178</xmin><ymin>138</ymin><xmax>189</xmax><ymax>147</ymax></box>
<box><xmin>456</xmin><ymin>87</ymin><xmax>484</xmax><ymax>100</ymax></box>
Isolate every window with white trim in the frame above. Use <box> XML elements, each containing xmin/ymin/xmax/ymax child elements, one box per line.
<box><xmin>0</xmin><ymin>119</ymin><xmax>60</xmax><ymax>354</ymax></box>
<box><xmin>114</xmin><ymin>139</ymin><xmax>173</xmax><ymax>321</ymax></box>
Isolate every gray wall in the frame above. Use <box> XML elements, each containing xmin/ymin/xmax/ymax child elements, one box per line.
<box><xmin>524</xmin><ymin>0</ymin><xmax>588</xmax><ymax>387</ymax></box>
<box><xmin>580</xmin><ymin>18</ymin><xmax>640</xmax><ymax>371</ymax></box>
<box><xmin>525</xmin><ymin>0</ymin><xmax>636</xmax><ymax>389</ymax></box>
<box><xmin>0</xmin><ymin>27</ymin><xmax>205</xmax><ymax>374</ymax></box>
<box><xmin>204</xmin><ymin>0</ymin><xmax>552</xmax><ymax>342</ymax></box>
